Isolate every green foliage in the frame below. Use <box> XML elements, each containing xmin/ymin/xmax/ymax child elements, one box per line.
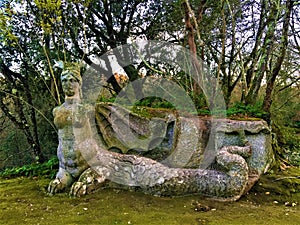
<box><xmin>0</xmin><ymin>0</ymin><xmax>298</xmax><ymax>171</ymax></box>
<box><xmin>0</xmin><ymin>128</ymin><xmax>32</xmax><ymax>168</ymax></box>
<box><xmin>276</xmin><ymin>126</ymin><xmax>300</xmax><ymax>166</ymax></box>
<box><xmin>190</xmin><ymin>91</ymin><xmax>209</xmax><ymax>113</ymax></box>
<box><xmin>134</xmin><ymin>97</ymin><xmax>175</xmax><ymax>109</ymax></box>
<box><xmin>272</xmin><ymin>86</ymin><xmax>300</xmax><ymax>128</ymax></box>
<box><xmin>270</xmin><ymin>86</ymin><xmax>300</xmax><ymax>166</ymax></box>
<box><xmin>98</xmin><ymin>95</ymin><xmax>175</xmax><ymax>110</ymax></box>
<box><xmin>97</xmin><ymin>95</ymin><xmax>116</xmax><ymax>103</ymax></box>
<box><xmin>227</xmin><ymin>102</ymin><xmax>268</xmax><ymax>118</ymax></box>
<box><xmin>0</xmin><ymin>157</ymin><xmax>58</xmax><ymax>178</ymax></box>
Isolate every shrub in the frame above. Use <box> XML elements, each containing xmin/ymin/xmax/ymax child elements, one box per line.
<box><xmin>227</xmin><ymin>102</ymin><xmax>268</xmax><ymax>118</ymax></box>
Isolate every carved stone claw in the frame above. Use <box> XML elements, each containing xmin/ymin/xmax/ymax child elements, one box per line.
<box><xmin>47</xmin><ymin>178</ymin><xmax>66</xmax><ymax>195</ymax></box>
<box><xmin>70</xmin><ymin>182</ymin><xmax>87</xmax><ymax>197</ymax></box>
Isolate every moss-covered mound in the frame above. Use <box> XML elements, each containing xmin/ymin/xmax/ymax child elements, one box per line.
<box><xmin>1</xmin><ymin>167</ymin><xmax>300</xmax><ymax>225</ymax></box>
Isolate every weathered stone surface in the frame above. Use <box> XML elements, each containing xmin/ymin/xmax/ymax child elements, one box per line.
<box><xmin>72</xmin><ymin>138</ymin><xmax>251</xmax><ymax>201</ymax></box>
<box><xmin>213</xmin><ymin>119</ymin><xmax>273</xmax><ymax>192</ymax></box>
<box><xmin>94</xmin><ymin>103</ymin><xmax>274</xmax><ymax>194</ymax></box>
<box><xmin>49</xmin><ymin>77</ymin><xmax>274</xmax><ymax>201</ymax></box>
<box><xmin>95</xmin><ymin>103</ymin><xmax>170</xmax><ymax>154</ymax></box>
<box><xmin>95</xmin><ymin>103</ymin><xmax>273</xmax><ymax>169</ymax></box>
<box><xmin>48</xmin><ymin>69</ymin><xmax>91</xmax><ymax>194</ymax></box>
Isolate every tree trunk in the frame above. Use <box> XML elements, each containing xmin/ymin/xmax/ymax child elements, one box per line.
<box><xmin>245</xmin><ymin>0</ymin><xmax>278</xmax><ymax>105</ymax></box>
<box><xmin>263</xmin><ymin>0</ymin><xmax>293</xmax><ymax>120</ymax></box>
<box><xmin>182</xmin><ymin>0</ymin><xmax>207</xmax><ymax>104</ymax></box>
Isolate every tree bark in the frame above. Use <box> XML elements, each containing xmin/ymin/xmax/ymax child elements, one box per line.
<box><xmin>245</xmin><ymin>0</ymin><xmax>278</xmax><ymax>105</ymax></box>
<box><xmin>182</xmin><ymin>0</ymin><xmax>206</xmax><ymax>103</ymax></box>
<box><xmin>263</xmin><ymin>0</ymin><xmax>293</xmax><ymax>119</ymax></box>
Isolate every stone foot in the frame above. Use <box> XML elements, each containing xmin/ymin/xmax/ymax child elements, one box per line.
<box><xmin>70</xmin><ymin>168</ymin><xmax>107</xmax><ymax>197</ymax></box>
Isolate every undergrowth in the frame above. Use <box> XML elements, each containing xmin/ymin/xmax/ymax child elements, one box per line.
<box><xmin>0</xmin><ymin>157</ymin><xmax>58</xmax><ymax>179</ymax></box>
<box><xmin>226</xmin><ymin>102</ymin><xmax>268</xmax><ymax>118</ymax></box>
<box><xmin>274</xmin><ymin>125</ymin><xmax>300</xmax><ymax>167</ymax></box>
<box><xmin>99</xmin><ymin>96</ymin><xmax>270</xmax><ymax>118</ymax></box>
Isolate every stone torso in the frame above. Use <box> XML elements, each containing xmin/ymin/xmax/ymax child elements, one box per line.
<box><xmin>53</xmin><ymin>102</ymin><xmax>89</xmax><ymax>178</ymax></box>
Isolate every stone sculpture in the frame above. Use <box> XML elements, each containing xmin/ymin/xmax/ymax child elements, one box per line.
<box><xmin>48</xmin><ymin>67</ymin><xmax>274</xmax><ymax>201</ymax></box>
<box><xmin>48</xmin><ymin>67</ymin><xmax>91</xmax><ymax>193</ymax></box>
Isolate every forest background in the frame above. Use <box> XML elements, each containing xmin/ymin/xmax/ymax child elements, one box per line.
<box><xmin>0</xmin><ymin>0</ymin><xmax>299</xmax><ymax>174</ymax></box>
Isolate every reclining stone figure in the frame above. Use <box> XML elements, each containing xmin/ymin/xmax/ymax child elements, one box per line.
<box><xmin>48</xmin><ymin>67</ymin><xmax>273</xmax><ymax>201</ymax></box>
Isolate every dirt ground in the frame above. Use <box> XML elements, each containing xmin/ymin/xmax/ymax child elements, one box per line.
<box><xmin>1</xmin><ymin>167</ymin><xmax>300</xmax><ymax>225</ymax></box>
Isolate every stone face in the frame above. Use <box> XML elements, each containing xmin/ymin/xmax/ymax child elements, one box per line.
<box><xmin>213</xmin><ymin>119</ymin><xmax>273</xmax><ymax>192</ymax></box>
<box><xmin>162</xmin><ymin>116</ymin><xmax>207</xmax><ymax>168</ymax></box>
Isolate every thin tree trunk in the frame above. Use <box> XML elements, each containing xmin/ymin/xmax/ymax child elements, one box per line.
<box><xmin>182</xmin><ymin>0</ymin><xmax>206</xmax><ymax>104</ymax></box>
<box><xmin>245</xmin><ymin>0</ymin><xmax>279</xmax><ymax>105</ymax></box>
<box><xmin>241</xmin><ymin>0</ymin><xmax>266</xmax><ymax>103</ymax></box>
<box><xmin>263</xmin><ymin>0</ymin><xmax>293</xmax><ymax>120</ymax></box>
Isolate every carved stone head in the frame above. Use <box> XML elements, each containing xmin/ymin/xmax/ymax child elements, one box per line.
<box><xmin>61</xmin><ymin>66</ymin><xmax>82</xmax><ymax>99</ymax></box>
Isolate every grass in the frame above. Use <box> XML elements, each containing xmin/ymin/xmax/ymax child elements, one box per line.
<box><xmin>1</xmin><ymin>167</ymin><xmax>300</xmax><ymax>225</ymax></box>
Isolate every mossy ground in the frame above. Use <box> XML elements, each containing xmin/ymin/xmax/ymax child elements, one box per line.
<box><xmin>1</xmin><ymin>168</ymin><xmax>300</xmax><ymax>225</ymax></box>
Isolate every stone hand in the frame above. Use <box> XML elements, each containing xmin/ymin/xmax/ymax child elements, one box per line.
<box><xmin>47</xmin><ymin>178</ymin><xmax>67</xmax><ymax>195</ymax></box>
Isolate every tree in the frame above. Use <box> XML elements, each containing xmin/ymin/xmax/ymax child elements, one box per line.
<box><xmin>184</xmin><ymin>0</ymin><xmax>298</xmax><ymax>115</ymax></box>
<box><xmin>0</xmin><ymin>60</ymin><xmax>46</xmax><ymax>163</ymax></box>
<box><xmin>0</xmin><ymin>2</ymin><xmax>58</xmax><ymax>163</ymax></box>
<box><xmin>29</xmin><ymin>0</ymin><xmax>174</xmax><ymax>94</ymax></box>
<box><xmin>262</xmin><ymin>0</ymin><xmax>294</xmax><ymax>119</ymax></box>
<box><xmin>0</xmin><ymin>0</ymin><xmax>178</xmax><ymax>165</ymax></box>
<box><xmin>1</xmin><ymin>0</ymin><xmax>299</xmax><ymax>168</ymax></box>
